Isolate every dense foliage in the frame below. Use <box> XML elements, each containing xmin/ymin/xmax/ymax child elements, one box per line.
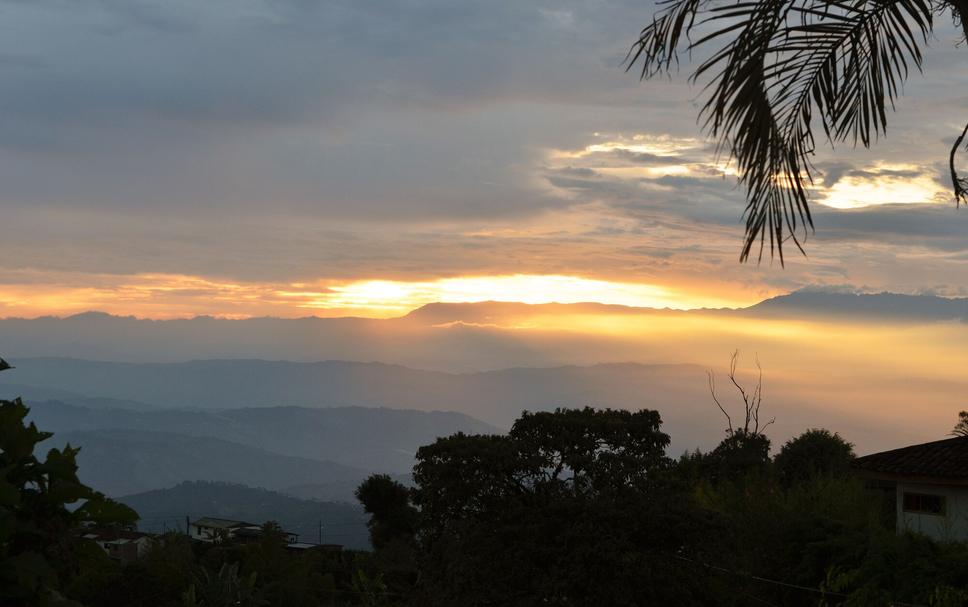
<box><xmin>0</xmin><ymin>360</ymin><xmax>138</xmax><ymax>607</ymax></box>
<box><xmin>67</xmin><ymin>530</ymin><xmax>396</xmax><ymax>607</ymax></box>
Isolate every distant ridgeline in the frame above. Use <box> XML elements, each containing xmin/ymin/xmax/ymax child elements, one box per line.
<box><xmin>0</xmin><ymin>289</ymin><xmax>964</xmax><ymax>364</ymax></box>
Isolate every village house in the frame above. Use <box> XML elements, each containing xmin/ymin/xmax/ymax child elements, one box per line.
<box><xmin>189</xmin><ymin>517</ymin><xmax>298</xmax><ymax>544</ymax></box>
<box><xmin>81</xmin><ymin>527</ymin><xmax>156</xmax><ymax>565</ymax></box>
<box><xmin>854</xmin><ymin>436</ymin><xmax>968</xmax><ymax>542</ymax></box>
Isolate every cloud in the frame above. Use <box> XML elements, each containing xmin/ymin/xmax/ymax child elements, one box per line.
<box><xmin>2</xmin><ymin>0</ymin><xmax>968</xmax><ymax>317</ymax></box>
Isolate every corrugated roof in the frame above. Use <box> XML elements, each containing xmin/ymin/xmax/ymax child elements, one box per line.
<box><xmin>853</xmin><ymin>436</ymin><xmax>968</xmax><ymax>479</ymax></box>
<box><xmin>81</xmin><ymin>528</ymin><xmax>154</xmax><ymax>542</ymax></box>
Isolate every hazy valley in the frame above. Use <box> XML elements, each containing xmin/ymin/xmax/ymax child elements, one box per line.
<box><xmin>6</xmin><ymin>289</ymin><xmax>968</xmax><ymax>559</ymax></box>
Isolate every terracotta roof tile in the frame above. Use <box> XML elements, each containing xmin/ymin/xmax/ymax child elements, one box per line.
<box><xmin>853</xmin><ymin>436</ymin><xmax>968</xmax><ymax>479</ymax></box>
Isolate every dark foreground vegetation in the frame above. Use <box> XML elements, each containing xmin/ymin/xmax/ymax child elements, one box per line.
<box><xmin>5</xmin><ymin>357</ymin><xmax>968</xmax><ymax>606</ymax></box>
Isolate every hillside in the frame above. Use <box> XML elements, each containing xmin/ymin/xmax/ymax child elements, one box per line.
<box><xmin>28</xmin><ymin>400</ymin><xmax>498</xmax><ymax>472</ymax></box>
<box><xmin>43</xmin><ymin>429</ymin><xmax>370</xmax><ymax>498</ymax></box>
<box><xmin>746</xmin><ymin>290</ymin><xmax>968</xmax><ymax>320</ymax></box>
<box><xmin>13</xmin><ymin>355</ymin><xmax>959</xmax><ymax>458</ymax></box>
<box><xmin>117</xmin><ymin>481</ymin><xmax>369</xmax><ymax>550</ymax></box>
<box><xmin>12</xmin><ymin>360</ymin><xmax>708</xmax><ymax>430</ymax></box>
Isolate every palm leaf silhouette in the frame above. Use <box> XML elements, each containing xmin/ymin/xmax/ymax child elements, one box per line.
<box><xmin>628</xmin><ymin>0</ymin><xmax>966</xmax><ymax>263</ymax></box>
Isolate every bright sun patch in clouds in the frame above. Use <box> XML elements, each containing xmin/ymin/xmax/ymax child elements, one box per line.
<box><xmin>544</xmin><ymin>131</ymin><xmax>736</xmax><ymax>185</ymax></box>
<box><xmin>563</xmin><ymin>133</ymin><xmax>706</xmax><ymax>158</ymax></box>
<box><xmin>818</xmin><ymin>163</ymin><xmax>949</xmax><ymax>209</ymax></box>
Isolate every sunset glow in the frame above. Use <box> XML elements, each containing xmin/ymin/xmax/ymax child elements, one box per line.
<box><xmin>10</xmin><ymin>2</ymin><xmax>968</xmax><ymax>601</ymax></box>
<box><xmin>320</xmin><ymin>275</ymin><xmax>720</xmax><ymax>313</ymax></box>
<box><xmin>0</xmin><ymin>273</ymin><xmax>756</xmax><ymax>319</ymax></box>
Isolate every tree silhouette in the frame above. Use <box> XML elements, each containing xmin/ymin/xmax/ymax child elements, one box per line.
<box><xmin>628</xmin><ymin>0</ymin><xmax>967</xmax><ymax>263</ymax></box>
<box><xmin>355</xmin><ymin>474</ymin><xmax>416</xmax><ymax>550</ymax></box>
<box><xmin>951</xmin><ymin>410</ymin><xmax>968</xmax><ymax>436</ymax></box>
<box><xmin>704</xmin><ymin>351</ymin><xmax>775</xmax><ymax>478</ymax></box>
<box><xmin>774</xmin><ymin>428</ymin><xmax>855</xmax><ymax>486</ymax></box>
<box><xmin>0</xmin><ymin>358</ymin><xmax>138</xmax><ymax>605</ymax></box>
<box><xmin>409</xmin><ymin>408</ymin><xmax>713</xmax><ymax>605</ymax></box>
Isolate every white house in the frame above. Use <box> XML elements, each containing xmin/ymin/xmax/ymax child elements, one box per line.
<box><xmin>854</xmin><ymin>436</ymin><xmax>968</xmax><ymax>542</ymax></box>
<box><xmin>189</xmin><ymin>517</ymin><xmax>298</xmax><ymax>543</ymax></box>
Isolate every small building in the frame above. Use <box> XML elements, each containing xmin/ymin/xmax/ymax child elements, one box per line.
<box><xmin>189</xmin><ymin>517</ymin><xmax>257</xmax><ymax>542</ymax></box>
<box><xmin>854</xmin><ymin>436</ymin><xmax>968</xmax><ymax>542</ymax></box>
<box><xmin>81</xmin><ymin>527</ymin><xmax>155</xmax><ymax>565</ymax></box>
<box><xmin>189</xmin><ymin>517</ymin><xmax>297</xmax><ymax>544</ymax></box>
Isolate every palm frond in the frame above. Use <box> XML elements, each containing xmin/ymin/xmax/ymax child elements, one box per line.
<box><xmin>629</xmin><ymin>0</ymin><xmax>936</xmax><ymax>263</ymax></box>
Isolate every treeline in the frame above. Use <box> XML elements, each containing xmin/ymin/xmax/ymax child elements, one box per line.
<box><xmin>358</xmin><ymin>408</ymin><xmax>968</xmax><ymax>606</ymax></box>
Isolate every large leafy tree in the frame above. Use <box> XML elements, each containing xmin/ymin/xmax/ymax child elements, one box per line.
<box><xmin>774</xmin><ymin>428</ymin><xmax>855</xmax><ymax>486</ymax></box>
<box><xmin>628</xmin><ymin>0</ymin><xmax>967</xmax><ymax>262</ymax></box>
<box><xmin>411</xmin><ymin>407</ymin><xmax>718</xmax><ymax>606</ymax></box>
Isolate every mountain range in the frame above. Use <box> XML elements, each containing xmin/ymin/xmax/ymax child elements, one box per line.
<box><xmin>30</xmin><ymin>399</ymin><xmax>497</xmax><ymax>473</ymax></box>
<box><xmin>14</xmin><ymin>360</ymin><xmax>709</xmax><ymax>429</ymax></box>
<box><xmin>43</xmin><ymin>428</ymin><xmax>370</xmax><ymax>498</ymax></box>
<box><xmin>8</xmin><ymin>288</ymin><xmax>968</xmax><ymax>512</ymax></box>
<box><xmin>0</xmin><ymin>290</ymin><xmax>964</xmax><ymax>370</ymax></box>
<box><xmin>744</xmin><ymin>290</ymin><xmax>968</xmax><ymax>320</ymax></box>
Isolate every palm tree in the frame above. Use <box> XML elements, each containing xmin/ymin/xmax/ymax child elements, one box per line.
<box><xmin>628</xmin><ymin>0</ymin><xmax>968</xmax><ymax>263</ymax></box>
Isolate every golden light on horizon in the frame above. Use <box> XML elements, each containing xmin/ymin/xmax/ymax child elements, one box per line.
<box><xmin>307</xmin><ymin>274</ymin><xmax>747</xmax><ymax>316</ymax></box>
<box><xmin>0</xmin><ymin>272</ymin><xmax>755</xmax><ymax>320</ymax></box>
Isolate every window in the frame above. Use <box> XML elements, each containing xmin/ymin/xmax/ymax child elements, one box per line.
<box><xmin>903</xmin><ymin>492</ymin><xmax>946</xmax><ymax>516</ymax></box>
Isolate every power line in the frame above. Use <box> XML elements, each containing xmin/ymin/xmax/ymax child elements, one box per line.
<box><xmin>675</xmin><ymin>555</ymin><xmax>926</xmax><ymax>607</ymax></box>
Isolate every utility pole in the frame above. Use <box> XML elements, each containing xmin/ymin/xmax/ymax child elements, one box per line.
<box><xmin>186</xmin><ymin>516</ymin><xmax>190</xmax><ymax>536</ymax></box>
<box><xmin>318</xmin><ymin>519</ymin><xmax>322</xmax><ymax>545</ymax></box>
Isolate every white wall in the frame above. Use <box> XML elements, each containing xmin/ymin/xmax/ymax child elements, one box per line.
<box><xmin>189</xmin><ymin>525</ymin><xmax>213</xmax><ymax>542</ymax></box>
<box><xmin>897</xmin><ymin>482</ymin><xmax>968</xmax><ymax>542</ymax></box>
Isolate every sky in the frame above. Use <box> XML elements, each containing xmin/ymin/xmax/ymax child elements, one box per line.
<box><xmin>4</xmin><ymin>0</ymin><xmax>968</xmax><ymax>318</ymax></box>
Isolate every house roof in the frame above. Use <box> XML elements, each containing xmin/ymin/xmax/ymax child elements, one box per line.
<box><xmin>192</xmin><ymin>517</ymin><xmax>258</xmax><ymax>529</ymax></box>
<box><xmin>853</xmin><ymin>436</ymin><xmax>968</xmax><ymax>480</ymax></box>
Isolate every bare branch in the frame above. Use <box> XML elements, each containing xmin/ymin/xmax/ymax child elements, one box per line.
<box><xmin>707</xmin><ymin>370</ymin><xmax>733</xmax><ymax>434</ymax></box>
<box><xmin>712</xmin><ymin>350</ymin><xmax>772</xmax><ymax>437</ymax></box>
<box><xmin>726</xmin><ymin>350</ymin><xmax>754</xmax><ymax>432</ymax></box>
<box><xmin>752</xmin><ymin>355</ymin><xmax>764</xmax><ymax>434</ymax></box>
